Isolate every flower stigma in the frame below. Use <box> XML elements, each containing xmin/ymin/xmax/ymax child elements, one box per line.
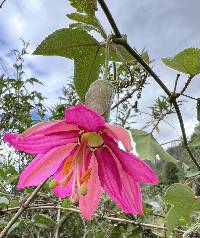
<box><xmin>81</xmin><ymin>132</ymin><xmax>104</xmax><ymax>149</ymax></box>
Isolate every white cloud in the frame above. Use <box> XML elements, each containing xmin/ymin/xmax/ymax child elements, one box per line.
<box><xmin>0</xmin><ymin>0</ymin><xmax>200</xmax><ymax>143</ymax></box>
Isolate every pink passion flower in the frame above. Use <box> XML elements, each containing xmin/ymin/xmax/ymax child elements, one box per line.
<box><xmin>3</xmin><ymin>104</ymin><xmax>158</xmax><ymax>220</ymax></box>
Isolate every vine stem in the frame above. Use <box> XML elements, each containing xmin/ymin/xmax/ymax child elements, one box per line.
<box><xmin>0</xmin><ymin>0</ymin><xmax>6</xmax><ymax>8</ymax></box>
<box><xmin>54</xmin><ymin>199</ymin><xmax>61</xmax><ymax>238</ymax></box>
<box><xmin>97</xmin><ymin>0</ymin><xmax>200</xmax><ymax>171</ymax></box>
<box><xmin>1</xmin><ymin>205</ymin><xmax>184</xmax><ymax>234</ymax></box>
<box><xmin>173</xmin><ymin>74</ymin><xmax>180</xmax><ymax>94</ymax></box>
<box><xmin>103</xmin><ymin>35</ymin><xmax>112</xmax><ymax>80</ymax></box>
<box><xmin>0</xmin><ymin>181</ymin><xmax>45</xmax><ymax>238</ymax></box>
<box><xmin>173</xmin><ymin>100</ymin><xmax>200</xmax><ymax>170</ymax></box>
<box><xmin>180</xmin><ymin>75</ymin><xmax>193</xmax><ymax>95</ymax></box>
<box><xmin>182</xmin><ymin>94</ymin><xmax>198</xmax><ymax>101</ymax></box>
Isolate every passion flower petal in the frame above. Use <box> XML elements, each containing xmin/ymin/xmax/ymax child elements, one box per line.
<box><xmin>65</xmin><ymin>103</ymin><xmax>105</xmax><ymax>131</ymax></box>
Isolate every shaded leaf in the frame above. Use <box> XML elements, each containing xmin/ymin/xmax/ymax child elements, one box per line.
<box><xmin>109</xmin><ymin>44</ymin><xmax>133</xmax><ymax>62</ymax></box>
<box><xmin>110</xmin><ymin>224</ymin><xmax>125</xmax><ymax>238</ymax></box>
<box><xmin>0</xmin><ymin>219</ymin><xmax>7</xmax><ymax>229</ymax></box>
<box><xmin>162</xmin><ymin>48</ymin><xmax>200</xmax><ymax>76</ymax></box>
<box><xmin>0</xmin><ymin>196</ymin><xmax>9</xmax><ymax>207</ymax></box>
<box><xmin>130</xmin><ymin>129</ymin><xmax>178</xmax><ymax>164</ymax></box>
<box><xmin>7</xmin><ymin>174</ymin><xmax>19</xmax><ymax>184</ymax></box>
<box><xmin>127</xmin><ymin>227</ymin><xmax>142</xmax><ymax>238</ymax></box>
<box><xmin>7</xmin><ymin>219</ymin><xmax>22</xmax><ymax>235</ymax></box>
<box><xmin>34</xmin><ymin>214</ymin><xmax>56</xmax><ymax>229</ymax></box>
<box><xmin>95</xmin><ymin>231</ymin><xmax>106</xmax><ymax>238</ymax></box>
<box><xmin>194</xmin><ymin>124</ymin><xmax>200</xmax><ymax>135</ymax></box>
<box><xmin>190</xmin><ymin>136</ymin><xmax>200</xmax><ymax>147</ymax></box>
<box><xmin>9</xmin><ymin>199</ymin><xmax>19</xmax><ymax>208</ymax></box>
<box><xmin>164</xmin><ymin>183</ymin><xmax>200</xmax><ymax>236</ymax></box>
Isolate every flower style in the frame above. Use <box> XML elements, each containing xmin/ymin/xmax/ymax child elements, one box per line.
<box><xmin>3</xmin><ymin>104</ymin><xmax>158</xmax><ymax>220</ymax></box>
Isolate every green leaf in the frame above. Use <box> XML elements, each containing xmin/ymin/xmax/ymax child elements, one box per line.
<box><xmin>185</xmin><ymin>170</ymin><xmax>200</xmax><ymax>178</ymax></box>
<box><xmin>127</xmin><ymin>227</ymin><xmax>142</xmax><ymax>238</ymax></box>
<box><xmin>190</xmin><ymin>135</ymin><xmax>200</xmax><ymax>147</ymax></box>
<box><xmin>95</xmin><ymin>231</ymin><xmax>106</xmax><ymax>238</ymax></box>
<box><xmin>110</xmin><ymin>225</ymin><xmax>125</xmax><ymax>238</ymax></box>
<box><xmin>130</xmin><ymin>129</ymin><xmax>178</xmax><ymax>164</ymax></box>
<box><xmin>0</xmin><ymin>219</ymin><xmax>7</xmax><ymax>229</ymax></box>
<box><xmin>162</xmin><ymin>48</ymin><xmax>200</xmax><ymax>76</ymax></box>
<box><xmin>6</xmin><ymin>166</ymin><xmax>18</xmax><ymax>175</ymax></box>
<box><xmin>33</xmin><ymin>27</ymin><xmax>133</xmax><ymax>101</ymax></box>
<box><xmin>190</xmin><ymin>124</ymin><xmax>200</xmax><ymax>146</ymax></box>
<box><xmin>26</xmin><ymin>77</ymin><xmax>43</xmax><ymax>85</ymax></box>
<box><xmin>67</xmin><ymin>12</ymin><xmax>104</xmax><ymax>36</ymax></box>
<box><xmin>0</xmin><ymin>169</ymin><xmax>4</xmax><ymax>179</ymax></box>
<box><xmin>0</xmin><ymin>196</ymin><xmax>9</xmax><ymax>207</ymax></box>
<box><xmin>7</xmin><ymin>174</ymin><xmax>19</xmax><ymax>184</ymax></box>
<box><xmin>7</xmin><ymin>219</ymin><xmax>22</xmax><ymax>235</ymax></box>
<box><xmin>109</xmin><ymin>44</ymin><xmax>133</xmax><ymax>62</ymax></box>
<box><xmin>33</xmin><ymin>27</ymin><xmax>104</xmax><ymax>101</ymax></box>
<box><xmin>69</xmin><ymin>0</ymin><xmax>97</xmax><ymax>16</ymax></box>
<box><xmin>9</xmin><ymin>199</ymin><xmax>19</xmax><ymax>208</ymax></box>
<box><xmin>164</xmin><ymin>183</ymin><xmax>200</xmax><ymax>236</ymax></box>
<box><xmin>194</xmin><ymin>124</ymin><xmax>200</xmax><ymax>135</ymax></box>
<box><xmin>34</xmin><ymin>214</ymin><xmax>56</xmax><ymax>229</ymax></box>
<box><xmin>141</xmin><ymin>50</ymin><xmax>151</xmax><ymax>64</ymax></box>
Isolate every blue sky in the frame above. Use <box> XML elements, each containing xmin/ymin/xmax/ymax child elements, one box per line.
<box><xmin>0</xmin><ymin>0</ymin><xmax>200</xmax><ymax>144</ymax></box>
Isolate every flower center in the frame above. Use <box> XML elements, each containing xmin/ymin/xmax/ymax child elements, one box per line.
<box><xmin>81</xmin><ymin>132</ymin><xmax>104</xmax><ymax>148</ymax></box>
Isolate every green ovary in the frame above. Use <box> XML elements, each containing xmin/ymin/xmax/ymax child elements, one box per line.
<box><xmin>81</xmin><ymin>132</ymin><xmax>104</xmax><ymax>148</ymax></box>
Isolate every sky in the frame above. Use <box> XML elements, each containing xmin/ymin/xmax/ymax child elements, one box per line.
<box><xmin>0</xmin><ymin>0</ymin><xmax>200</xmax><ymax>144</ymax></box>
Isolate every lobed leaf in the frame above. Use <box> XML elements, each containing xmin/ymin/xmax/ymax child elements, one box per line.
<box><xmin>33</xmin><ymin>27</ymin><xmax>135</xmax><ymax>101</ymax></box>
<box><xmin>162</xmin><ymin>48</ymin><xmax>200</xmax><ymax>76</ymax></box>
<box><xmin>33</xmin><ymin>27</ymin><xmax>104</xmax><ymax>101</ymax></box>
<box><xmin>130</xmin><ymin>129</ymin><xmax>178</xmax><ymax>164</ymax></box>
<box><xmin>164</xmin><ymin>183</ymin><xmax>200</xmax><ymax>236</ymax></box>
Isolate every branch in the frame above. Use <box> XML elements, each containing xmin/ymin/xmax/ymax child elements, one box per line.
<box><xmin>98</xmin><ymin>0</ymin><xmax>200</xmax><ymax>171</ymax></box>
<box><xmin>182</xmin><ymin>94</ymin><xmax>199</xmax><ymax>101</ymax></box>
<box><xmin>1</xmin><ymin>205</ymin><xmax>184</xmax><ymax>234</ymax></box>
<box><xmin>54</xmin><ymin>199</ymin><xmax>61</xmax><ymax>238</ymax></box>
<box><xmin>97</xmin><ymin>0</ymin><xmax>121</xmax><ymax>38</ymax></box>
<box><xmin>173</xmin><ymin>74</ymin><xmax>180</xmax><ymax>94</ymax></box>
<box><xmin>180</xmin><ymin>75</ymin><xmax>193</xmax><ymax>96</ymax></box>
<box><xmin>173</xmin><ymin>100</ymin><xmax>200</xmax><ymax>170</ymax></box>
<box><xmin>53</xmin><ymin>213</ymin><xmax>71</xmax><ymax>237</ymax></box>
<box><xmin>161</xmin><ymin>139</ymin><xmax>181</xmax><ymax>146</ymax></box>
<box><xmin>111</xmin><ymin>87</ymin><xmax>138</xmax><ymax>110</ymax></box>
<box><xmin>111</xmin><ymin>78</ymin><xmax>145</xmax><ymax>110</ymax></box>
<box><xmin>0</xmin><ymin>0</ymin><xmax>7</xmax><ymax>8</ymax></box>
<box><xmin>0</xmin><ymin>181</ymin><xmax>45</xmax><ymax>238</ymax></box>
<box><xmin>98</xmin><ymin>0</ymin><xmax>171</xmax><ymax>97</ymax></box>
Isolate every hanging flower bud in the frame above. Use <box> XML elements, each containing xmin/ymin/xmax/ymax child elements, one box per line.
<box><xmin>85</xmin><ymin>79</ymin><xmax>113</xmax><ymax>120</ymax></box>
